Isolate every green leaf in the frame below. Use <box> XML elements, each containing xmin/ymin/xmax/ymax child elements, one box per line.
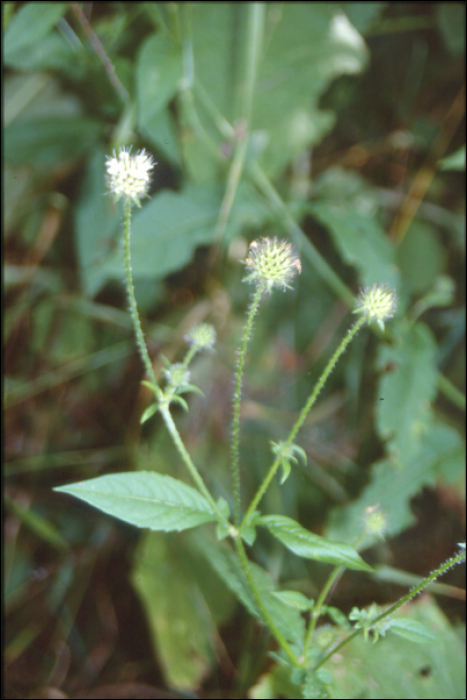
<box><xmin>328</xmin><ymin>598</ymin><xmax>464</xmax><ymax>699</ymax></box>
<box><xmin>140</xmin><ymin>403</ymin><xmax>158</xmax><ymax>424</ymax></box>
<box><xmin>260</xmin><ymin>515</ymin><xmax>373</xmax><ymax>572</ymax></box>
<box><xmin>376</xmin><ymin>320</ymin><xmax>438</xmax><ymax>463</ymax></box>
<box><xmin>439</xmin><ymin>145</ymin><xmax>466</xmax><ymax>171</ymax></box>
<box><xmin>136</xmin><ymin>33</ymin><xmax>182</xmax><ymax>128</ymax></box>
<box><xmin>272</xmin><ymin>590</ymin><xmax>313</xmax><ymax>612</ymax></box>
<box><xmin>396</xmin><ymin>221</ymin><xmax>446</xmax><ymax>295</ymax></box>
<box><xmin>192</xmin><ymin>534</ymin><xmax>305</xmax><ymax>649</ymax></box>
<box><xmin>98</xmin><ymin>181</ymin><xmax>270</xmax><ymax>284</ymax></box>
<box><xmin>310</xmin><ymin>198</ymin><xmax>399</xmax><ymax>290</ymax></box>
<box><xmin>74</xmin><ymin>148</ymin><xmax>120</xmax><ymax>297</ymax></box>
<box><xmin>4</xmin><ymin>2</ymin><xmax>67</xmax><ymax>63</ymax></box>
<box><xmin>436</xmin><ymin>3</ymin><xmax>466</xmax><ymax>55</ymax></box>
<box><xmin>326</xmin><ymin>421</ymin><xmax>465</xmax><ymax>543</ymax></box>
<box><xmin>54</xmin><ymin>472</ymin><xmax>218</xmax><ymax>532</ymax></box>
<box><xmin>132</xmin><ymin>532</ymin><xmax>215</xmax><ymax>691</ymax></box>
<box><xmin>188</xmin><ymin>4</ymin><xmax>368</xmax><ymax>178</ymax></box>
<box><xmin>389</xmin><ymin>618</ymin><xmax>438</xmax><ymax>644</ymax></box>
<box><xmin>4</xmin><ymin>117</ymin><xmax>103</xmax><ymax>167</ymax></box>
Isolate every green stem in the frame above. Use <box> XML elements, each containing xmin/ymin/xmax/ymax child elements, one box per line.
<box><xmin>304</xmin><ymin>566</ymin><xmax>343</xmax><ymax>662</ymax></box>
<box><xmin>303</xmin><ymin>532</ymin><xmax>366</xmax><ymax>661</ymax></box>
<box><xmin>182</xmin><ymin>345</ymin><xmax>198</xmax><ymax>367</ymax></box>
<box><xmin>123</xmin><ymin>199</ymin><xmax>162</xmax><ymax>398</ymax></box>
<box><xmin>214</xmin><ymin>3</ymin><xmax>264</xmax><ymax>243</ymax></box>
<box><xmin>312</xmin><ymin>549</ymin><xmax>466</xmax><ymax>672</ymax></box>
<box><xmin>243</xmin><ymin>317</ymin><xmax>365</xmax><ymax>526</ymax></box>
<box><xmin>231</xmin><ymin>286</ymin><xmax>264</xmax><ymax>525</ymax></box>
<box><xmin>437</xmin><ymin>373</ymin><xmax>466</xmax><ymax>411</ymax></box>
<box><xmin>191</xmin><ymin>80</ymin><xmax>355</xmax><ymax>307</ymax></box>
<box><xmin>159</xmin><ymin>404</ymin><xmax>229</xmax><ymax>526</ymax></box>
<box><xmin>234</xmin><ymin>534</ymin><xmax>301</xmax><ymax>668</ymax></box>
<box><xmin>123</xmin><ymin>201</ymin><xmax>227</xmax><ymax>526</ymax></box>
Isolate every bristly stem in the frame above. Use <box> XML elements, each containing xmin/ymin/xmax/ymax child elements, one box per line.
<box><xmin>159</xmin><ymin>404</ymin><xmax>229</xmax><ymax>526</ymax></box>
<box><xmin>243</xmin><ymin>316</ymin><xmax>366</xmax><ymax>527</ymax></box>
<box><xmin>312</xmin><ymin>548</ymin><xmax>466</xmax><ymax>672</ymax></box>
<box><xmin>123</xmin><ymin>199</ymin><xmax>162</xmax><ymax>399</ymax></box>
<box><xmin>234</xmin><ymin>534</ymin><xmax>302</xmax><ymax>668</ymax></box>
<box><xmin>231</xmin><ymin>285</ymin><xmax>264</xmax><ymax>525</ymax></box>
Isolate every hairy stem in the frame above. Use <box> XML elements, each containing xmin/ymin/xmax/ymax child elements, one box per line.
<box><xmin>231</xmin><ymin>285</ymin><xmax>263</xmax><ymax>525</ymax></box>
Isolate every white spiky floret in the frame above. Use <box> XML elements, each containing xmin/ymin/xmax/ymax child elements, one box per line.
<box><xmin>105</xmin><ymin>146</ymin><xmax>155</xmax><ymax>206</ymax></box>
<box><xmin>243</xmin><ymin>237</ymin><xmax>301</xmax><ymax>294</ymax></box>
<box><xmin>353</xmin><ymin>284</ymin><xmax>397</xmax><ymax>331</ymax></box>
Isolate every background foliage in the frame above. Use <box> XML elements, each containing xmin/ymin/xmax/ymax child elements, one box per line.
<box><xmin>4</xmin><ymin>2</ymin><xmax>465</xmax><ymax>698</ymax></box>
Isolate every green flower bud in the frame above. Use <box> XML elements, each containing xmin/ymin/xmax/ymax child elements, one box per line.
<box><xmin>185</xmin><ymin>323</ymin><xmax>216</xmax><ymax>351</ymax></box>
<box><xmin>243</xmin><ymin>237</ymin><xmax>301</xmax><ymax>294</ymax></box>
<box><xmin>353</xmin><ymin>284</ymin><xmax>397</xmax><ymax>331</ymax></box>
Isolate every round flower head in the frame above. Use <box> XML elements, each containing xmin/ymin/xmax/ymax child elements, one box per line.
<box><xmin>243</xmin><ymin>237</ymin><xmax>301</xmax><ymax>294</ymax></box>
<box><xmin>163</xmin><ymin>363</ymin><xmax>191</xmax><ymax>390</ymax></box>
<box><xmin>353</xmin><ymin>284</ymin><xmax>397</xmax><ymax>331</ymax></box>
<box><xmin>105</xmin><ymin>146</ymin><xmax>155</xmax><ymax>206</ymax></box>
<box><xmin>362</xmin><ymin>504</ymin><xmax>388</xmax><ymax>541</ymax></box>
<box><xmin>185</xmin><ymin>323</ymin><xmax>216</xmax><ymax>352</ymax></box>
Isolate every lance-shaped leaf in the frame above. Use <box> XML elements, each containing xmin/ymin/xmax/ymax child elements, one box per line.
<box><xmin>260</xmin><ymin>515</ymin><xmax>372</xmax><ymax>572</ymax></box>
<box><xmin>55</xmin><ymin>472</ymin><xmax>218</xmax><ymax>532</ymax></box>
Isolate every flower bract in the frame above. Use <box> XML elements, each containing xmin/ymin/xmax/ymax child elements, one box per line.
<box><xmin>105</xmin><ymin>146</ymin><xmax>155</xmax><ymax>206</ymax></box>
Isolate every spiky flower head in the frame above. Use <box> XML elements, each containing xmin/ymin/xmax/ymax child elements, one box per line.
<box><xmin>105</xmin><ymin>146</ymin><xmax>155</xmax><ymax>206</ymax></box>
<box><xmin>353</xmin><ymin>284</ymin><xmax>397</xmax><ymax>332</ymax></box>
<box><xmin>185</xmin><ymin>323</ymin><xmax>216</xmax><ymax>352</ymax></box>
<box><xmin>362</xmin><ymin>504</ymin><xmax>388</xmax><ymax>541</ymax></box>
<box><xmin>163</xmin><ymin>363</ymin><xmax>191</xmax><ymax>390</ymax></box>
<box><xmin>243</xmin><ymin>237</ymin><xmax>301</xmax><ymax>294</ymax></box>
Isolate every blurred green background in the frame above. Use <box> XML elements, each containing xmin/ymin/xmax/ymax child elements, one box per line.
<box><xmin>4</xmin><ymin>3</ymin><xmax>465</xmax><ymax>698</ymax></box>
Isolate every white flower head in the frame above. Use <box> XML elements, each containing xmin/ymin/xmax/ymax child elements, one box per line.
<box><xmin>243</xmin><ymin>237</ymin><xmax>301</xmax><ymax>294</ymax></box>
<box><xmin>185</xmin><ymin>323</ymin><xmax>216</xmax><ymax>351</ymax></box>
<box><xmin>105</xmin><ymin>146</ymin><xmax>155</xmax><ymax>206</ymax></box>
<box><xmin>353</xmin><ymin>284</ymin><xmax>397</xmax><ymax>331</ymax></box>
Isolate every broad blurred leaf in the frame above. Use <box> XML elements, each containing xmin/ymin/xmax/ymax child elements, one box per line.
<box><xmin>376</xmin><ymin>320</ymin><xmax>438</xmax><ymax>463</ymax></box>
<box><xmin>98</xmin><ymin>181</ymin><xmax>270</xmax><ymax>284</ymax></box>
<box><xmin>75</xmin><ymin>148</ymin><xmax>120</xmax><ymax>297</ymax></box>
<box><xmin>55</xmin><ymin>472</ymin><xmax>219</xmax><ymax>531</ymax></box>
<box><xmin>396</xmin><ymin>221</ymin><xmax>446</xmax><ymax>295</ymax></box>
<box><xmin>326</xmin><ymin>421</ymin><xmax>465</xmax><ymax>543</ymax></box>
<box><xmin>328</xmin><ymin>598</ymin><xmax>465</xmax><ymax>699</ymax></box>
<box><xmin>388</xmin><ymin>618</ymin><xmax>437</xmax><ymax>644</ymax></box>
<box><xmin>186</xmin><ymin>4</ymin><xmax>368</xmax><ymax>179</ymax></box>
<box><xmin>439</xmin><ymin>145</ymin><xmax>466</xmax><ymax>172</ymax></box>
<box><xmin>311</xmin><ymin>200</ymin><xmax>399</xmax><ymax>289</ymax></box>
<box><xmin>136</xmin><ymin>31</ymin><xmax>182</xmax><ymax>163</ymax></box>
<box><xmin>260</xmin><ymin>515</ymin><xmax>373</xmax><ymax>571</ymax></box>
<box><xmin>436</xmin><ymin>3</ymin><xmax>466</xmax><ymax>55</ymax></box>
<box><xmin>193</xmin><ymin>534</ymin><xmax>305</xmax><ymax>649</ymax></box>
<box><xmin>4</xmin><ymin>2</ymin><xmax>67</xmax><ymax>63</ymax></box>
<box><xmin>136</xmin><ymin>33</ymin><xmax>182</xmax><ymax>129</ymax></box>
<box><xmin>4</xmin><ymin>117</ymin><xmax>103</xmax><ymax>166</ymax></box>
<box><xmin>132</xmin><ymin>532</ymin><xmax>214</xmax><ymax>690</ymax></box>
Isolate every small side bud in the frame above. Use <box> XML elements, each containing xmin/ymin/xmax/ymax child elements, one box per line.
<box><xmin>185</xmin><ymin>323</ymin><xmax>216</xmax><ymax>352</ymax></box>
